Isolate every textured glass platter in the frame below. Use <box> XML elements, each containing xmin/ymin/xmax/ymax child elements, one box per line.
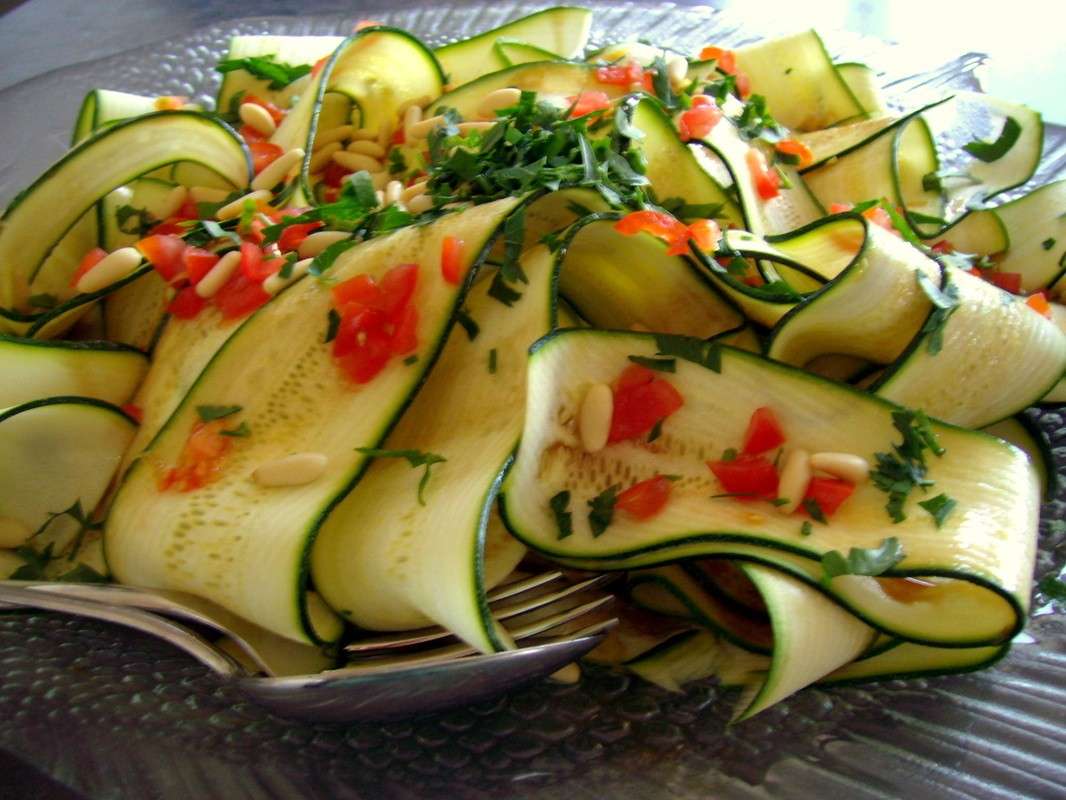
<box><xmin>0</xmin><ymin>3</ymin><xmax>1065</xmax><ymax>798</ymax></box>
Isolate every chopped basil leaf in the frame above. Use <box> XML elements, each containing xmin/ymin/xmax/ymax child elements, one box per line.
<box><xmin>216</xmin><ymin>54</ymin><xmax>311</xmax><ymax>90</ymax></box>
<box><xmin>821</xmin><ymin>537</ymin><xmax>904</xmax><ymax>580</ymax></box>
<box><xmin>550</xmin><ymin>490</ymin><xmax>574</xmax><ymax>540</ymax></box>
<box><xmin>710</xmin><ymin>491</ymin><xmax>760</xmax><ymax>500</ymax></box>
<box><xmin>196</xmin><ymin>404</ymin><xmax>242</xmax><ymax>422</ymax></box>
<box><xmin>721</xmin><ymin>447</ymin><xmax>737</xmax><ymax>462</ymax></box>
<box><xmin>115</xmin><ymin>204</ymin><xmax>159</xmax><ymax>237</ymax></box>
<box><xmin>456</xmin><ymin>307</ymin><xmax>479</xmax><ymax>340</ymax></box>
<box><xmin>488</xmin><ymin>270</ymin><xmax>523</xmax><ymax>306</ymax></box>
<box><xmin>587</xmin><ymin>484</ymin><xmax>620</xmax><ymax>537</ymax></box>
<box><xmin>487</xmin><ymin>348</ymin><xmax>497</xmax><ymax>374</ymax></box>
<box><xmin>354</xmin><ymin>447</ymin><xmax>447</xmax><ymax>505</ymax></box>
<box><xmin>1042</xmin><ymin>238</ymin><xmax>1056</xmax><ymax>251</ymax></box>
<box><xmin>803</xmin><ymin>497</ymin><xmax>827</xmax><ymax>524</ymax></box>
<box><xmin>647</xmin><ymin>418</ymin><xmax>664</xmax><ymax>442</ymax></box>
<box><xmin>324</xmin><ymin>309</ymin><xmax>341</xmax><ymax>343</ymax></box>
<box><xmin>1039</xmin><ymin>575</ymin><xmax>1066</xmax><ymax>604</ymax></box>
<box><xmin>962</xmin><ymin>116</ymin><xmax>1021</xmax><ymax>163</ymax></box>
<box><xmin>917</xmin><ymin>493</ymin><xmax>956</xmax><ymax>528</ymax></box>
<box><xmin>800</xmin><ymin>521</ymin><xmax>813</xmax><ymax>536</ymax></box>
<box><xmin>654</xmin><ymin>333</ymin><xmax>721</xmax><ymax>372</ymax></box>
<box><xmin>403</xmin><ymin>354</ymin><xmax>419</xmax><ymax>365</ymax></box>
<box><xmin>916</xmin><ymin>269</ymin><xmax>960</xmax><ymax>355</ymax></box>
<box><xmin>627</xmin><ymin>355</ymin><xmax>676</xmax><ymax>372</ymax></box>
<box><xmin>277</xmin><ymin>253</ymin><xmax>297</xmax><ymax>280</ymax></box>
<box><xmin>220</xmin><ymin>421</ymin><xmax>251</xmax><ymax>438</ymax></box>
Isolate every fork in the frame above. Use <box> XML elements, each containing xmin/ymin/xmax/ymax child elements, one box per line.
<box><xmin>0</xmin><ymin>574</ymin><xmax>616</xmax><ymax>721</ymax></box>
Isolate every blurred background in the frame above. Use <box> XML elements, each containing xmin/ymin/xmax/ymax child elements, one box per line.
<box><xmin>0</xmin><ymin>0</ymin><xmax>1061</xmax><ymax>122</ymax></box>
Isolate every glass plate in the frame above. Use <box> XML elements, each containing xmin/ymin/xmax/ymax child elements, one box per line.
<box><xmin>0</xmin><ymin>3</ymin><xmax>1063</xmax><ymax>798</ymax></box>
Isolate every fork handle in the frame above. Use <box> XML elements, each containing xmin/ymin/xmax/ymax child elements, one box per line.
<box><xmin>0</xmin><ymin>584</ymin><xmax>243</xmax><ymax>678</ymax></box>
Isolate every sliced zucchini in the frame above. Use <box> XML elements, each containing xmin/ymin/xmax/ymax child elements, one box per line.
<box><xmin>0</xmin><ymin>336</ymin><xmax>147</xmax><ymax>408</ymax></box>
<box><xmin>435</xmin><ymin>7</ymin><xmax>592</xmax><ymax>86</ymax></box>
<box><xmin>495</xmin><ymin>40</ymin><xmax>563</xmax><ymax>67</ymax></box>
<box><xmin>106</xmin><ymin>196</ymin><xmax>523</xmax><ymax>645</ymax></box>
<box><xmin>822</xmin><ymin>639</ymin><xmax>1007</xmax><ymax>685</ymax></box>
<box><xmin>982</xmin><ymin>415</ymin><xmax>1059</xmax><ymax>501</ymax></box>
<box><xmin>835</xmin><ymin>62</ymin><xmax>887</xmax><ymax>118</ymax></box>
<box><xmin>72</xmin><ymin>89</ymin><xmax>159</xmax><ymax>145</ymax></box>
<box><xmin>215</xmin><ymin>35</ymin><xmax>344</xmax><ymax>112</ymax></box>
<box><xmin>794</xmin><ymin>116</ymin><xmax>895</xmax><ymax>165</ymax></box>
<box><xmin>501</xmin><ymin>330</ymin><xmax>1039</xmax><ymax>649</ymax></box>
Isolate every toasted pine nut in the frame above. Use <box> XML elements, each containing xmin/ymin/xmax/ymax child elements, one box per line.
<box><xmin>0</xmin><ymin>516</ymin><xmax>32</xmax><ymax>549</ymax></box>
<box><xmin>195</xmin><ymin>250</ymin><xmax>242</xmax><ymax>299</ymax></box>
<box><xmin>374</xmin><ymin>189</ymin><xmax>385</xmax><ymax>206</ymax></box>
<box><xmin>331</xmin><ymin>150</ymin><xmax>383</xmax><ymax>173</ymax></box>
<box><xmin>239</xmin><ymin>102</ymin><xmax>277</xmax><ymax>137</ymax></box>
<box><xmin>398</xmin><ymin>95</ymin><xmax>432</xmax><ymax>114</ymax></box>
<box><xmin>407</xmin><ymin>114</ymin><xmax>446</xmax><ymax>140</ymax></box>
<box><xmin>251</xmin><ymin>147</ymin><xmax>305</xmax><ymax>192</ymax></box>
<box><xmin>666</xmin><ymin>55</ymin><xmax>689</xmax><ymax>88</ymax></box>
<box><xmin>351</xmin><ymin>127</ymin><xmax>378</xmax><ymax>141</ymax></box>
<box><xmin>189</xmin><ymin>185</ymin><xmax>231</xmax><ymax>204</ymax></box>
<box><xmin>308</xmin><ymin>142</ymin><xmax>341</xmax><ymax>174</ymax></box>
<box><xmin>406</xmin><ymin>193</ymin><xmax>434</xmax><ymax>214</ymax></box>
<box><xmin>76</xmin><ymin>247</ymin><xmax>142</xmax><ymax>294</ymax></box>
<box><xmin>376</xmin><ymin>122</ymin><xmax>394</xmax><ymax>149</ymax></box>
<box><xmin>216</xmin><ymin>189</ymin><xmax>271</xmax><ymax>221</ymax></box>
<box><xmin>400</xmin><ymin>180</ymin><xmax>428</xmax><ymax>202</ymax></box>
<box><xmin>253</xmin><ymin>452</ymin><xmax>329</xmax><ymax>487</ymax></box>
<box><xmin>477</xmin><ymin>88</ymin><xmax>522</xmax><ymax>119</ymax></box>
<box><xmin>578</xmin><ymin>383</ymin><xmax>613</xmax><ymax>453</ymax></box>
<box><xmin>776</xmin><ymin>449</ymin><xmax>811</xmax><ymax>515</ymax></box>
<box><xmin>457</xmin><ymin>121</ymin><xmax>496</xmax><ymax>134</ymax></box>
<box><xmin>347</xmin><ymin>139</ymin><xmax>386</xmax><ymax>158</ymax></box>
<box><xmin>384</xmin><ymin>180</ymin><xmax>403</xmax><ymax>206</ymax></box>
<box><xmin>263</xmin><ymin>258</ymin><xmax>312</xmax><ymax>295</ymax></box>
<box><xmin>314</xmin><ymin>124</ymin><xmax>354</xmax><ymax>149</ymax></box>
<box><xmin>810</xmin><ymin>452</ymin><xmax>870</xmax><ymax>484</ymax></box>
<box><xmin>157</xmin><ymin>185</ymin><xmax>188</xmax><ymax>220</ymax></box>
<box><xmin>298</xmin><ymin>230</ymin><xmax>351</xmax><ymax>259</ymax></box>
<box><xmin>403</xmin><ymin>104</ymin><xmax>423</xmax><ymax>139</ymax></box>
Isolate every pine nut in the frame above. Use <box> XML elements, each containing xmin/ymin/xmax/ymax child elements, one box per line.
<box><xmin>0</xmin><ymin>516</ymin><xmax>32</xmax><ymax>549</ymax></box>
<box><xmin>384</xmin><ymin>180</ymin><xmax>403</xmax><ymax>206</ymax></box>
<box><xmin>239</xmin><ymin>102</ymin><xmax>277</xmax><ymax>137</ymax></box>
<box><xmin>308</xmin><ymin>142</ymin><xmax>341</xmax><ymax>173</ymax></box>
<box><xmin>457</xmin><ymin>121</ymin><xmax>495</xmax><ymax>134</ymax></box>
<box><xmin>400</xmin><ymin>180</ymin><xmax>428</xmax><ymax>202</ymax></box>
<box><xmin>776</xmin><ymin>449</ymin><xmax>811</xmax><ymax>515</ymax></box>
<box><xmin>297</xmin><ymin>230</ymin><xmax>351</xmax><ymax>259</ymax></box>
<box><xmin>407</xmin><ymin>114</ymin><xmax>446</xmax><ymax>140</ymax></box>
<box><xmin>398</xmin><ymin>95</ymin><xmax>432</xmax><ymax>114</ymax></box>
<box><xmin>216</xmin><ymin>190</ymin><xmax>271</xmax><ymax>221</ymax></box>
<box><xmin>351</xmin><ymin>127</ymin><xmax>378</xmax><ymax>141</ymax></box>
<box><xmin>477</xmin><ymin>88</ymin><xmax>522</xmax><ymax>119</ymax></box>
<box><xmin>406</xmin><ymin>193</ymin><xmax>434</xmax><ymax>214</ymax></box>
<box><xmin>252</xmin><ymin>452</ymin><xmax>329</xmax><ymax>487</ymax></box>
<box><xmin>76</xmin><ymin>247</ymin><xmax>142</xmax><ymax>294</ymax></box>
<box><xmin>374</xmin><ymin>189</ymin><xmax>385</xmax><ymax>206</ymax></box>
<box><xmin>810</xmin><ymin>452</ymin><xmax>870</xmax><ymax>484</ymax></box>
<box><xmin>314</xmin><ymin>124</ymin><xmax>354</xmax><ymax>149</ymax></box>
<box><xmin>666</xmin><ymin>55</ymin><xmax>689</xmax><ymax>88</ymax></box>
<box><xmin>263</xmin><ymin>258</ymin><xmax>312</xmax><ymax>295</ymax></box>
<box><xmin>189</xmin><ymin>185</ymin><xmax>231</xmax><ymax>204</ymax></box>
<box><xmin>251</xmin><ymin>147</ymin><xmax>305</xmax><ymax>192</ymax></box>
<box><xmin>157</xmin><ymin>185</ymin><xmax>188</xmax><ymax>220</ymax></box>
<box><xmin>331</xmin><ymin>150</ymin><xmax>383</xmax><ymax>173</ymax></box>
<box><xmin>347</xmin><ymin>139</ymin><xmax>386</xmax><ymax>158</ymax></box>
<box><xmin>376</xmin><ymin>122</ymin><xmax>394</xmax><ymax>149</ymax></box>
<box><xmin>403</xmin><ymin>104</ymin><xmax>423</xmax><ymax>140</ymax></box>
<box><xmin>194</xmin><ymin>250</ymin><xmax>241</xmax><ymax>299</ymax></box>
<box><xmin>578</xmin><ymin>383</ymin><xmax>613</xmax><ymax>453</ymax></box>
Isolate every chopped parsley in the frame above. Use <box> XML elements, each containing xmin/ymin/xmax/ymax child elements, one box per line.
<box><xmin>802</xmin><ymin>498</ymin><xmax>827</xmax><ymax>524</ymax></box>
<box><xmin>720</xmin><ymin>447</ymin><xmax>738</xmax><ymax>462</ymax></box>
<box><xmin>216</xmin><ymin>54</ymin><xmax>311</xmax><ymax>90</ymax></box>
<box><xmin>916</xmin><ymin>269</ymin><xmax>960</xmax><ymax>355</ymax></box>
<box><xmin>647</xmin><ymin>418</ymin><xmax>664</xmax><ymax>442</ymax></box>
<box><xmin>870</xmin><ymin>409</ymin><xmax>946</xmax><ymax>523</ymax></box>
<box><xmin>354</xmin><ymin>447</ymin><xmax>446</xmax><ymax>505</ymax></box>
<box><xmin>455</xmin><ymin>307</ymin><xmax>479</xmax><ymax>340</ymax></box>
<box><xmin>800</xmin><ymin>520</ymin><xmax>813</xmax><ymax>537</ymax></box>
<box><xmin>549</xmin><ymin>490</ymin><xmax>573</xmax><ymax>539</ymax></box>
<box><xmin>963</xmin><ymin>116</ymin><xmax>1021</xmax><ymax>163</ymax></box>
<box><xmin>115</xmin><ymin>204</ymin><xmax>159</xmax><ymax>237</ymax></box>
<box><xmin>917</xmin><ymin>493</ymin><xmax>956</xmax><ymax>528</ymax></box>
<box><xmin>403</xmin><ymin>354</ymin><xmax>419</xmax><ymax>366</ymax></box>
<box><xmin>821</xmin><ymin>537</ymin><xmax>905</xmax><ymax>580</ymax></box>
<box><xmin>487</xmin><ymin>348</ymin><xmax>497</xmax><ymax>374</ymax></box>
<box><xmin>196</xmin><ymin>404</ymin><xmax>242</xmax><ymax>422</ymax></box>
<box><xmin>587</xmin><ymin>484</ymin><xmax>620</xmax><ymax>537</ymax></box>
<box><xmin>220</xmin><ymin>422</ymin><xmax>251</xmax><ymax>438</ymax></box>
<box><xmin>627</xmin><ymin>355</ymin><xmax>676</xmax><ymax>372</ymax></box>
<box><xmin>1042</xmin><ymin>238</ymin><xmax>1056</xmax><ymax>251</ymax></box>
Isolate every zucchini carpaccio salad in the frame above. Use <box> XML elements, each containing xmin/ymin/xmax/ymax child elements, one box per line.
<box><xmin>1</xmin><ymin>6</ymin><xmax>1063</xmax><ymax>720</ymax></box>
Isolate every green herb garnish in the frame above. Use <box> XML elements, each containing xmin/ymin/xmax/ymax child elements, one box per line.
<box><xmin>1042</xmin><ymin>238</ymin><xmax>1056</xmax><ymax>251</ymax></box>
<box><xmin>800</xmin><ymin>521</ymin><xmax>813</xmax><ymax>537</ymax></box>
<box><xmin>647</xmin><ymin>418</ymin><xmax>664</xmax><ymax>443</ymax></box>
<box><xmin>963</xmin><ymin>116</ymin><xmax>1021</xmax><ymax>163</ymax></box>
<box><xmin>821</xmin><ymin>537</ymin><xmax>904</xmax><ymax>580</ymax></box>
<box><xmin>220</xmin><ymin>422</ymin><xmax>251</xmax><ymax>438</ymax></box>
<box><xmin>802</xmin><ymin>498</ymin><xmax>827</xmax><ymax>524</ymax></box>
<box><xmin>196</xmin><ymin>405</ymin><xmax>242</xmax><ymax>422</ymax></box>
<box><xmin>550</xmin><ymin>490</ymin><xmax>574</xmax><ymax>540</ymax></box>
<box><xmin>870</xmin><ymin>409</ymin><xmax>944</xmax><ymax>523</ymax></box>
<box><xmin>587</xmin><ymin>484</ymin><xmax>620</xmax><ymax>537</ymax></box>
<box><xmin>354</xmin><ymin>447</ymin><xmax>446</xmax><ymax>505</ymax></box>
<box><xmin>916</xmin><ymin>269</ymin><xmax>960</xmax><ymax>355</ymax></box>
<box><xmin>917</xmin><ymin>493</ymin><xmax>956</xmax><ymax>528</ymax></box>
<box><xmin>488</xmin><ymin>348</ymin><xmax>497</xmax><ymax>374</ymax></box>
<box><xmin>456</xmin><ymin>307</ymin><xmax>479</xmax><ymax>340</ymax></box>
<box><xmin>653</xmin><ymin>334</ymin><xmax>721</xmax><ymax>373</ymax></box>
<box><xmin>216</xmin><ymin>54</ymin><xmax>311</xmax><ymax>90</ymax></box>
<box><xmin>627</xmin><ymin>355</ymin><xmax>676</xmax><ymax>372</ymax></box>
<box><xmin>324</xmin><ymin>308</ymin><xmax>341</xmax><ymax>343</ymax></box>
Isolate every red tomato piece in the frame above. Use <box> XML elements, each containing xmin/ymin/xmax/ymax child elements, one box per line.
<box><xmin>70</xmin><ymin>247</ymin><xmax>108</xmax><ymax>288</ymax></box>
<box><xmin>774</xmin><ymin>138</ymin><xmax>814</xmax><ymax>169</ymax></box>
<box><xmin>167</xmin><ymin>286</ymin><xmax>207</xmax><ymax>319</ymax></box>
<box><xmin>698</xmin><ymin>46</ymin><xmax>737</xmax><ymax>75</ymax></box>
<box><xmin>321</xmin><ymin>160</ymin><xmax>351</xmax><ymax>186</ymax></box>
<box><xmin>441</xmin><ymin>236</ymin><xmax>464</xmax><ymax>285</ymax></box>
<box><xmin>332</xmin><ymin>307</ymin><xmax>389</xmax><ymax>358</ymax></box>
<box><xmin>338</xmin><ymin>327</ymin><xmax>392</xmax><ymax>384</ymax></box>
<box><xmin>615</xmin><ymin>210</ymin><xmax>690</xmax><ymax>255</ymax></box>
<box><xmin>160</xmin><ymin>420</ymin><xmax>233</xmax><ymax>492</ymax></box>
<box><xmin>137</xmin><ymin>234</ymin><xmax>187</xmax><ymax>284</ymax></box>
<box><xmin>678</xmin><ymin>103</ymin><xmax>722</xmax><ymax>142</ymax></box>
<box><xmin>1026</xmin><ymin>291</ymin><xmax>1052</xmax><ymax>318</ymax></box>
<box><xmin>569</xmin><ymin>91</ymin><xmax>612</xmax><ymax>119</ymax></box>
<box><xmin>277</xmin><ymin>222</ymin><xmax>324</xmax><ymax>253</ymax></box>
<box><xmin>595</xmin><ymin>61</ymin><xmax>644</xmax><ymax>87</ymax></box>
<box><xmin>238</xmin><ymin>242</ymin><xmax>266</xmax><ymax>282</ymax></box>
<box><xmin>615</xmin><ymin>363</ymin><xmax>657</xmax><ymax>391</ymax></box>
<box><xmin>239</xmin><ymin>123</ymin><xmax>266</xmax><ymax>143</ymax></box>
<box><xmin>391</xmin><ymin>128</ymin><xmax>406</xmax><ymax>146</ymax></box>
<box><xmin>863</xmin><ymin>206</ymin><xmax>897</xmax><ymax>233</ymax></box>
<box><xmin>182</xmin><ymin>246</ymin><xmax>220</xmax><ymax>286</ymax></box>
<box><xmin>389</xmin><ymin>304</ymin><xmax>419</xmax><ymax>355</ymax></box>
<box><xmin>616</xmin><ymin>475</ymin><xmax>673</xmax><ymax>520</ymax></box>
<box><xmin>248</xmin><ymin>140</ymin><xmax>284</xmax><ymax>175</ymax></box>
<box><xmin>828</xmin><ymin>202</ymin><xmax>853</xmax><ymax>214</ymax></box>
<box><xmin>688</xmin><ymin>218</ymin><xmax>721</xmax><ymax>252</ymax></box>
<box><xmin>746</xmin><ymin>148</ymin><xmax>780</xmax><ymax>201</ymax></box>
<box><xmin>985</xmin><ymin>271</ymin><xmax>1023</xmax><ymax>294</ymax></box>
<box><xmin>379</xmin><ymin>263</ymin><xmax>419</xmax><ymax>318</ymax></box>
<box><xmin>120</xmin><ymin>403</ymin><xmax>144</xmax><ymax>423</ymax></box>
<box><xmin>802</xmin><ymin>477</ymin><xmax>855</xmax><ymax>517</ymax></box>
<box><xmin>213</xmin><ymin>273</ymin><xmax>271</xmax><ymax>319</ymax></box>
<box><xmin>609</xmin><ymin>376</ymin><xmax>685</xmax><ymax>443</ymax></box>
<box><xmin>742</xmin><ymin>406</ymin><xmax>786</xmax><ymax>455</ymax></box>
<box><xmin>332</xmin><ymin>273</ymin><xmax>383</xmax><ymax>312</ymax></box>
<box><xmin>707</xmin><ymin>455</ymin><xmax>779</xmax><ymax>499</ymax></box>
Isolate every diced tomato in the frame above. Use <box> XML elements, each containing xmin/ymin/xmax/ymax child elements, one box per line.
<box><xmin>734</xmin><ymin>71</ymin><xmax>752</xmax><ymax>99</ymax></box>
<box><xmin>182</xmin><ymin>246</ymin><xmax>220</xmax><ymax>286</ymax></box>
<box><xmin>389</xmin><ymin>304</ymin><xmax>419</xmax><ymax>355</ymax></box>
<box><xmin>930</xmin><ymin>240</ymin><xmax>954</xmax><ymax>254</ymax></box>
<box><xmin>248</xmin><ymin>140</ymin><xmax>284</xmax><ymax>175</ymax></box>
<box><xmin>277</xmin><ymin>221</ymin><xmax>323</xmax><ymax>253</ymax></box>
<box><xmin>863</xmin><ymin>206</ymin><xmax>896</xmax><ymax>233</ymax></box>
<box><xmin>616</xmin><ymin>363</ymin><xmax>656</xmax><ymax>391</ymax></box>
<box><xmin>238</xmin><ymin>242</ymin><xmax>265</xmax><ymax>282</ymax></box>
<box><xmin>70</xmin><ymin>247</ymin><xmax>108</xmax><ymax>288</ymax></box>
<box><xmin>698</xmin><ymin>46</ymin><xmax>737</xmax><ymax>74</ymax></box>
<box><xmin>167</xmin><ymin>286</ymin><xmax>207</xmax><ymax>319</ymax></box>
<box><xmin>321</xmin><ymin>160</ymin><xmax>351</xmax><ymax>185</ymax></box>
<box><xmin>615</xmin><ymin>209</ymin><xmax>691</xmax><ymax>255</ymax></box>
<box><xmin>690</xmin><ymin>94</ymin><xmax>714</xmax><ymax>108</ymax></box>
<box><xmin>742</xmin><ymin>273</ymin><xmax>765</xmax><ymax>287</ymax></box>
<box><xmin>120</xmin><ymin>403</ymin><xmax>144</xmax><ymax>423</ymax></box>
<box><xmin>242</xmin><ymin>94</ymin><xmax>284</xmax><ymax>125</ymax></box>
<box><xmin>1027</xmin><ymin>291</ymin><xmax>1052</xmax><ymax>318</ymax></box>
<box><xmin>775</xmin><ymin>138</ymin><xmax>814</xmax><ymax>169</ymax></box>
<box><xmin>828</xmin><ymin>202</ymin><xmax>853</xmax><ymax>214</ymax></box>
<box><xmin>137</xmin><ymin>234</ymin><xmax>186</xmax><ymax>284</ymax></box>
<box><xmin>742</xmin><ymin>406</ymin><xmax>786</xmax><ymax>456</ymax></box>
<box><xmin>596</xmin><ymin>61</ymin><xmax>644</xmax><ymax>87</ymax></box>
<box><xmin>678</xmin><ymin>102</ymin><xmax>721</xmax><ymax>142</ymax></box>
<box><xmin>801</xmin><ymin>477</ymin><xmax>855</xmax><ymax>517</ymax></box>
<box><xmin>333</xmin><ymin>274</ymin><xmax>384</xmax><ymax>312</ymax></box>
<box><xmin>688</xmin><ymin>218</ymin><xmax>721</xmax><ymax>252</ymax></box>
<box><xmin>159</xmin><ymin>420</ymin><xmax>233</xmax><ymax>492</ymax></box>
<box><xmin>390</xmin><ymin>127</ymin><xmax>406</xmax><ymax>145</ymax></box>
<box><xmin>338</xmin><ymin>327</ymin><xmax>392</xmax><ymax>384</ymax></box>
<box><xmin>746</xmin><ymin>148</ymin><xmax>780</xmax><ymax>201</ymax></box>
<box><xmin>213</xmin><ymin>272</ymin><xmax>271</xmax><ymax>319</ymax></box>
<box><xmin>379</xmin><ymin>263</ymin><xmax>419</xmax><ymax>318</ymax></box>
<box><xmin>441</xmin><ymin>236</ymin><xmax>464</xmax><ymax>285</ymax></box>
<box><xmin>332</xmin><ymin>307</ymin><xmax>389</xmax><ymax>357</ymax></box>
<box><xmin>239</xmin><ymin>123</ymin><xmax>266</xmax><ymax>143</ymax></box>
<box><xmin>154</xmin><ymin>95</ymin><xmax>186</xmax><ymax>111</ymax></box>
<box><xmin>569</xmin><ymin>91</ymin><xmax>612</xmax><ymax>119</ymax></box>
<box><xmin>985</xmin><ymin>271</ymin><xmax>1023</xmax><ymax>294</ymax></box>
<box><xmin>707</xmin><ymin>454</ymin><xmax>779</xmax><ymax>499</ymax></box>
<box><xmin>609</xmin><ymin>372</ymin><xmax>685</xmax><ymax>443</ymax></box>
<box><xmin>616</xmin><ymin>475</ymin><xmax>673</xmax><ymax>520</ymax></box>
